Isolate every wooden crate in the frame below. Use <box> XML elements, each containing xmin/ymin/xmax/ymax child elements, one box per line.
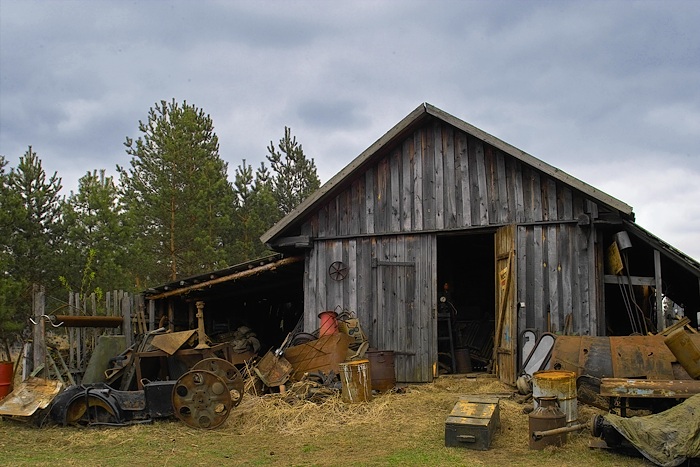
<box><xmin>445</xmin><ymin>397</ymin><xmax>500</xmax><ymax>450</ymax></box>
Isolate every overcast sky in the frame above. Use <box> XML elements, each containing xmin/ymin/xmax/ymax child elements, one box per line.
<box><xmin>1</xmin><ymin>0</ymin><xmax>699</xmax><ymax>260</ymax></box>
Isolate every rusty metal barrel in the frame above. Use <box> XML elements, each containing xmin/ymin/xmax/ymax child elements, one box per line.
<box><xmin>339</xmin><ymin>360</ymin><xmax>372</xmax><ymax>403</ymax></box>
<box><xmin>365</xmin><ymin>350</ymin><xmax>396</xmax><ymax>392</ymax></box>
<box><xmin>529</xmin><ymin>396</ymin><xmax>567</xmax><ymax>450</ymax></box>
<box><xmin>664</xmin><ymin>329</ymin><xmax>700</xmax><ymax>379</ymax></box>
<box><xmin>0</xmin><ymin>361</ymin><xmax>13</xmax><ymax>400</ymax></box>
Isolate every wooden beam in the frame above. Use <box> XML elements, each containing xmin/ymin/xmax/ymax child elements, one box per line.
<box><xmin>147</xmin><ymin>256</ymin><xmax>304</xmax><ymax>300</ymax></box>
<box><xmin>603</xmin><ymin>275</ymin><xmax>656</xmax><ymax>286</ymax></box>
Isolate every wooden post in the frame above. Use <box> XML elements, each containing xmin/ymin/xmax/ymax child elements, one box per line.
<box><xmin>91</xmin><ymin>292</ymin><xmax>98</xmax><ymax>345</ymax></box>
<box><xmin>32</xmin><ymin>284</ymin><xmax>46</xmax><ymax>373</ymax></box>
<box><xmin>122</xmin><ymin>293</ymin><xmax>132</xmax><ymax>348</ymax></box>
<box><xmin>148</xmin><ymin>299</ymin><xmax>155</xmax><ymax>331</ymax></box>
<box><xmin>21</xmin><ymin>341</ymin><xmax>31</xmax><ymax>380</ymax></box>
<box><xmin>188</xmin><ymin>302</ymin><xmax>195</xmax><ymax>330</ymax></box>
<box><xmin>75</xmin><ymin>293</ymin><xmax>82</xmax><ymax>370</ymax></box>
<box><xmin>68</xmin><ymin>291</ymin><xmax>75</xmax><ymax>371</ymax></box>
<box><xmin>168</xmin><ymin>299</ymin><xmax>175</xmax><ymax>332</ymax></box>
<box><xmin>654</xmin><ymin>250</ymin><xmax>663</xmax><ymax>332</ymax></box>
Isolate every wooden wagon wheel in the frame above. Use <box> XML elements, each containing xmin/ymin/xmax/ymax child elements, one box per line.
<box><xmin>328</xmin><ymin>261</ymin><xmax>348</xmax><ymax>281</ymax></box>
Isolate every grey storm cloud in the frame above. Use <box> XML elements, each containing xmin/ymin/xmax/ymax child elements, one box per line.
<box><xmin>1</xmin><ymin>0</ymin><xmax>699</xmax><ymax>259</ymax></box>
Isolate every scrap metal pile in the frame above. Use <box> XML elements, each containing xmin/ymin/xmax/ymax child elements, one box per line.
<box><xmin>511</xmin><ymin>317</ymin><xmax>700</xmax><ymax>466</ymax></box>
<box><xmin>0</xmin><ymin>308</ymin><xmax>374</xmax><ymax>430</ymax></box>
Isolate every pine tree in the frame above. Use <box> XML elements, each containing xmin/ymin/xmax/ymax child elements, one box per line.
<box><xmin>229</xmin><ymin>160</ymin><xmax>278</xmax><ymax>262</ymax></box>
<box><xmin>0</xmin><ymin>157</ymin><xmax>26</xmax><ymax>359</ymax></box>
<box><xmin>7</xmin><ymin>146</ymin><xmax>64</xmax><ymax>289</ymax></box>
<box><xmin>266</xmin><ymin>127</ymin><xmax>320</xmax><ymax>216</ymax></box>
<box><xmin>61</xmin><ymin>170</ymin><xmax>132</xmax><ymax>294</ymax></box>
<box><xmin>0</xmin><ymin>148</ymin><xmax>63</xmax><ymax>353</ymax></box>
<box><xmin>118</xmin><ymin>99</ymin><xmax>234</xmax><ymax>286</ymax></box>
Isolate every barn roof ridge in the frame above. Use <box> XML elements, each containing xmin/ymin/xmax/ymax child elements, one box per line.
<box><xmin>261</xmin><ymin>102</ymin><xmax>633</xmax><ymax>244</ymax></box>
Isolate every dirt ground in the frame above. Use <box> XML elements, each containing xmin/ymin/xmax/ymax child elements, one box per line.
<box><xmin>0</xmin><ymin>373</ymin><xmax>654</xmax><ymax>467</ymax></box>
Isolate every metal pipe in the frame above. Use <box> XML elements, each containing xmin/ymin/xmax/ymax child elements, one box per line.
<box><xmin>532</xmin><ymin>423</ymin><xmax>587</xmax><ymax>441</ymax></box>
<box><xmin>52</xmin><ymin>315</ymin><xmax>124</xmax><ymax>328</ymax></box>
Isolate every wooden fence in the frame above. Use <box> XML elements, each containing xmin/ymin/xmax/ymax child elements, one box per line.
<box><xmin>29</xmin><ymin>285</ymin><xmax>150</xmax><ymax>384</ymax></box>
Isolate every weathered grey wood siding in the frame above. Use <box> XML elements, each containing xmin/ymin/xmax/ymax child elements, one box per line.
<box><xmin>304</xmin><ymin>235</ymin><xmax>436</xmax><ymax>382</ymax></box>
<box><xmin>300</xmin><ymin>118</ymin><xmax>607</xmax><ymax>381</ymax></box>
<box><xmin>302</xmin><ymin>120</ymin><xmax>597</xmax><ymax>237</ymax></box>
<box><xmin>516</xmin><ymin>221</ymin><xmax>600</xmax><ymax>338</ymax></box>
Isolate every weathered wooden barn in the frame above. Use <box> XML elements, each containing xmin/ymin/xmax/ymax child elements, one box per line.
<box><xmin>259</xmin><ymin>103</ymin><xmax>700</xmax><ymax>385</ymax></box>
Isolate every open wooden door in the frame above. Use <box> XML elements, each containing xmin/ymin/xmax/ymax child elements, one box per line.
<box><xmin>494</xmin><ymin>224</ymin><xmax>517</xmax><ymax>385</ymax></box>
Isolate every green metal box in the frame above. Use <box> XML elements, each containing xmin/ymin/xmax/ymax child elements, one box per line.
<box><xmin>445</xmin><ymin>397</ymin><xmax>500</xmax><ymax>450</ymax></box>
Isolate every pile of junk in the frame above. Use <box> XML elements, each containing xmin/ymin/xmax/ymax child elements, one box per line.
<box><xmin>0</xmin><ymin>305</ymin><xmax>386</xmax><ymax>430</ymax></box>
<box><xmin>511</xmin><ymin>316</ymin><xmax>700</xmax><ymax>466</ymax></box>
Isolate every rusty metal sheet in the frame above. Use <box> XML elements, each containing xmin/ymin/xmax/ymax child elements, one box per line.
<box><xmin>580</xmin><ymin>336</ymin><xmax>613</xmax><ymax>379</ymax></box>
<box><xmin>0</xmin><ymin>377</ymin><xmax>63</xmax><ymax>417</ymax></box>
<box><xmin>151</xmin><ymin>330</ymin><xmax>196</xmax><ymax>355</ymax></box>
<box><xmin>551</xmin><ymin>336</ymin><xmax>676</xmax><ymax>380</ymax></box>
<box><xmin>549</xmin><ymin>336</ymin><xmax>582</xmax><ymax>375</ymax></box>
<box><xmin>610</xmin><ymin>335</ymin><xmax>675</xmax><ymax>380</ymax></box>
<box><xmin>284</xmin><ymin>333</ymin><xmax>351</xmax><ymax>380</ymax></box>
<box><xmin>254</xmin><ymin>351</ymin><xmax>292</xmax><ymax>387</ymax></box>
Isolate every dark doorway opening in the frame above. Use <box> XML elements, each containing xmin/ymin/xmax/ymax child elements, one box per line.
<box><xmin>437</xmin><ymin>232</ymin><xmax>495</xmax><ymax>374</ymax></box>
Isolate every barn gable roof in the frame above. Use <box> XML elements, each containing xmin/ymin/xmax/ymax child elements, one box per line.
<box><xmin>261</xmin><ymin>102</ymin><xmax>633</xmax><ymax>245</ymax></box>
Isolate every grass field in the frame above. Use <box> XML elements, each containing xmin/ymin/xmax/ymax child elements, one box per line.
<box><xmin>0</xmin><ymin>376</ymin><xmax>649</xmax><ymax>467</ymax></box>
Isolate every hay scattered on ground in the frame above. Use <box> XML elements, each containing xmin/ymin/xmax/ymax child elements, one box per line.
<box><xmin>227</xmin><ymin>375</ymin><xmax>516</xmax><ymax>437</ymax></box>
<box><xmin>228</xmin><ymin>389</ymin><xmax>396</xmax><ymax>435</ymax></box>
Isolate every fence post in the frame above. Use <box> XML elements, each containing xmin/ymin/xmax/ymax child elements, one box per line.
<box><xmin>148</xmin><ymin>298</ymin><xmax>155</xmax><ymax>331</ymax></box>
<box><xmin>90</xmin><ymin>292</ymin><xmax>97</xmax><ymax>346</ymax></box>
<box><xmin>68</xmin><ymin>291</ymin><xmax>75</xmax><ymax>371</ymax></box>
<box><xmin>122</xmin><ymin>293</ymin><xmax>132</xmax><ymax>348</ymax></box>
<box><xmin>76</xmin><ymin>293</ymin><xmax>83</xmax><ymax>370</ymax></box>
<box><xmin>32</xmin><ymin>284</ymin><xmax>46</xmax><ymax>373</ymax></box>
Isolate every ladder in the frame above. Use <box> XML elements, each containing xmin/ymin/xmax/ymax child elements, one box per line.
<box><xmin>437</xmin><ymin>312</ymin><xmax>456</xmax><ymax>373</ymax></box>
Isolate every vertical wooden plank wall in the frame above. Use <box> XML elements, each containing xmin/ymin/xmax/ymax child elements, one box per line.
<box><xmin>516</xmin><ymin>224</ymin><xmax>597</xmax><ymax>337</ymax></box>
<box><xmin>299</xmin><ymin>118</ymin><xmax>609</xmax><ymax>379</ymax></box>
<box><xmin>303</xmin><ymin>121</ymin><xmax>590</xmax><ymax>239</ymax></box>
<box><xmin>306</xmin><ymin>235</ymin><xmax>435</xmax><ymax>382</ymax></box>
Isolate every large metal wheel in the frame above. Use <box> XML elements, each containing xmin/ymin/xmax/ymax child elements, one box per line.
<box><xmin>192</xmin><ymin>358</ymin><xmax>245</xmax><ymax>407</ymax></box>
<box><xmin>172</xmin><ymin>370</ymin><xmax>232</xmax><ymax>429</ymax></box>
<box><xmin>328</xmin><ymin>261</ymin><xmax>348</xmax><ymax>281</ymax></box>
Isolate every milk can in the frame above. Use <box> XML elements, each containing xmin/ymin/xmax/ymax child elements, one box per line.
<box><xmin>529</xmin><ymin>396</ymin><xmax>566</xmax><ymax>450</ymax></box>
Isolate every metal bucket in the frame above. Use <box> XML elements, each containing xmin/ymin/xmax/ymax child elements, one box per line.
<box><xmin>0</xmin><ymin>361</ymin><xmax>13</xmax><ymax>400</ymax></box>
<box><xmin>533</xmin><ymin>370</ymin><xmax>577</xmax><ymax>424</ymax></box>
<box><xmin>455</xmin><ymin>348</ymin><xmax>472</xmax><ymax>373</ymax></box>
<box><xmin>318</xmin><ymin>311</ymin><xmax>339</xmax><ymax>337</ymax></box>
<box><xmin>365</xmin><ymin>350</ymin><xmax>395</xmax><ymax>392</ymax></box>
<box><xmin>339</xmin><ymin>360</ymin><xmax>372</xmax><ymax>403</ymax></box>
